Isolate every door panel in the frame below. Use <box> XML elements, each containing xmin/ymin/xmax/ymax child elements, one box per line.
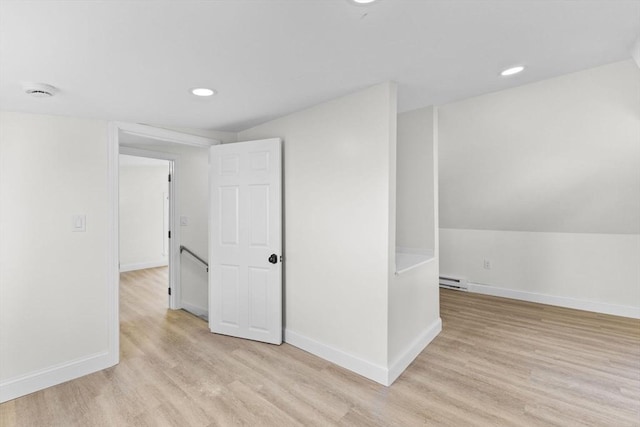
<box><xmin>249</xmin><ymin>185</ymin><xmax>269</xmax><ymax>246</ymax></box>
<box><xmin>219</xmin><ymin>186</ymin><xmax>239</xmax><ymax>245</ymax></box>
<box><xmin>220</xmin><ymin>265</ymin><xmax>240</xmax><ymax>327</ymax></box>
<box><xmin>248</xmin><ymin>266</ymin><xmax>269</xmax><ymax>331</ymax></box>
<box><xmin>209</xmin><ymin>138</ymin><xmax>282</xmax><ymax>344</ymax></box>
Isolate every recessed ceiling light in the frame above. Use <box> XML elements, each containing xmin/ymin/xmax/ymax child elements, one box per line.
<box><xmin>191</xmin><ymin>87</ymin><xmax>216</xmax><ymax>97</ymax></box>
<box><xmin>500</xmin><ymin>66</ymin><xmax>525</xmax><ymax>77</ymax></box>
<box><xmin>351</xmin><ymin>0</ymin><xmax>378</xmax><ymax>4</ymax></box>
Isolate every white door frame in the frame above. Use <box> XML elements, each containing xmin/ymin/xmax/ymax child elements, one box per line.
<box><xmin>107</xmin><ymin>122</ymin><xmax>219</xmax><ymax>366</ymax></box>
<box><xmin>119</xmin><ymin>146</ymin><xmax>178</xmax><ymax>308</ymax></box>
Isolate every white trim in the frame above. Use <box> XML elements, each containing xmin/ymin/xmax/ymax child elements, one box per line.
<box><xmin>107</xmin><ymin>123</ymin><xmax>120</xmax><ymax>369</ymax></box>
<box><xmin>181</xmin><ymin>302</ymin><xmax>209</xmax><ymax>319</ymax></box>
<box><xmin>0</xmin><ymin>351</ymin><xmax>110</xmax><ymax>403</ymax></box>
<box><xmin>467</xmin><ymin>282</ymin><xmax>640</xmax><ymax>319</ymax></box>
<box><xmin>119</xmin><ymin>146</ymin><xmax>184</xmax><ymax>159</ymax></box>
<box><xmin>285</xmin><ymin>322</ymin><xmax>442</xmax><ymax>387</ymax></box>
<box><xmin>119</xmin><ymin>260</ymin><xmax>168</xmax><ymax>273</ymax></box>
<box><xmin>387</xmin><ymin>318</ymin><xmax>442</xmax><ymax>385</ymax></box>
<box><xmin>114</xmin><ymin>122</ymin><xmax>216</xmax><ymax>148</ymax></box>
<box><xmin>284</xmin><ymin>329</ymin><xmax>389</xmax><ymax>386</ymax></box>
<box><xmin>119</xmin><ymin>146</ymin><xmax>181</xmax><ymax>310</ymax></box>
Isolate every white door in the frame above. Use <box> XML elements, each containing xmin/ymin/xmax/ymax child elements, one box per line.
<box><xmin>209</xmin><ymin>138</ymin><xmax>282</xmax><ymax>344</ymax></box>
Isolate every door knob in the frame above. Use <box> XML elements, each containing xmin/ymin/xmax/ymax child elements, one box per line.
<box><xmin>268</xmin><ymin>254</ymin><xmax>278</xmax><ymax>264</ymax></box>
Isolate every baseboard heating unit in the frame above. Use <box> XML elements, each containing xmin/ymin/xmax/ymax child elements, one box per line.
<box><xmin>439</xmin><ymin>276</ymin><xmax>468</xmax><ymax>291</ymax></box>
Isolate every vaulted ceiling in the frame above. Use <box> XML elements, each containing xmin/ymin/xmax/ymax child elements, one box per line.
<box><xmin>1</xmin><ymin>0</ymin><xmax>638</xmax><ymax>131</ymax></box>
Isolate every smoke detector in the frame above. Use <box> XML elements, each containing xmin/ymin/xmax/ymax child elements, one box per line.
<box><xmin>22</xmin><ymin>82</ymin><xmax>58</xmax><ymax>98</ymax></box>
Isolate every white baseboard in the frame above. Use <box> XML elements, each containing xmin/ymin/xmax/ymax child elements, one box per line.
<box><xmin>285</xmin><ymin>321</ymin><xmax>442</xmax><ymax>387</ymax></box>
<box><xmin>119</xmin><ymin>260</ymin><xmax>168</xmax><ymax>272</ymax></box>
<box><xmin>467</xmin><ymin>282</ymin><xmax>640</xmax><ymax>319</ymax></box>
<box><xmin>284</xmin><ymin>329</ymin><xmax>389</xmax><ymax>386</ymax></box>
<box><xmin>388</xmin><ymin>318</ymin><xmax>442</xmax><ymax>385</ymax></box>
<box><xmin>0</xmin><ymin>351</ymin><xmax>114</xmax><ymax>403</ymax></box>
<box><xmin>181</xmin><ymin>302</ymin><xmax>208</xmax><ymax>319</ymax></box>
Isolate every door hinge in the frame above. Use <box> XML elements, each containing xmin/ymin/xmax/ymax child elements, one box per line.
<box><xmin>168</xmin><ymin>230</ymin><xmax>171</xmax><ymax>239</ymax></box>
<box><xmin>168</xmin><ymin>174</ymin><xmax>172</xmax><ymax>182</ymax></box>
<box><xmin>168</xmin><ymin>287</ymin><xmax>171</xmax><ymax>296</ymax></box>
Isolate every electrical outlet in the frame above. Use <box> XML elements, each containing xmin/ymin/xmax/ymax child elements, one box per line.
<box><xmin>483</xmin><ymin>259</ymin><xmax>491</xmax><ymax>270</ymax></box>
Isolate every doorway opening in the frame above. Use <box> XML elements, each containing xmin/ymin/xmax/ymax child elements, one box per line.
<box><xmin>107</xmin><ymin>122</ymin><xmax>283</xmax><ymax>369</ymax></box>
<box><xmin>119</xmin><ymin>153</ymin><xmax>172</xmax><ymax>310</ymax></box>
<box><xmin>107</xmin><ymin>122</ymin><xmax>219</xmax><ymax>366</ymax></box>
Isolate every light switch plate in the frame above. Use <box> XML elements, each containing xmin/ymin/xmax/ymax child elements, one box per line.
<box><xmin>72</xmin><ymin>214</ymin><xmax>86</xmax><ymax>232</ymax></box>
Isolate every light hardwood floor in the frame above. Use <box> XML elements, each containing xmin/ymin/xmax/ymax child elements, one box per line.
<box><xmin>1</xmin><ymin>267</ymin><xmax>639</xmax><ymax>426</ymax></box>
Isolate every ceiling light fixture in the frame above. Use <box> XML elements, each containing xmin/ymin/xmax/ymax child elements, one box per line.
<box><xmin>22</xmin><ymin>82</ymin><xmax>58</xmax><ymax>98</ymax></box>
<box><xmin>191</xmin><ymin>87</ymin><xmax>216</xmax><ymax>97</ymax></box>
<box><xmin>500</xmin><ymin>66</ymin><xmax>525</xmax><ymax>76</ymax></box>
<box><xmin>351</xmin><ymin>0</ymin><xmax>378</xmax><ymax>4</ymax></box>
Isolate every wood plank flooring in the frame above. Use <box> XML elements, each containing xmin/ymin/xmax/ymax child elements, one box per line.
<box><xmin>1</xmin><ymin>267</ymin><xmax>639</xmax><ymax>426</ymax></box>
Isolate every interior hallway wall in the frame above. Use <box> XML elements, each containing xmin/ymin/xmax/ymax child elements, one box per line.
<box><xmin>238</xmin><ymin>83</ymin><xmax>397</xmax><ymax>380</ymax></box>
<box><xmin>0</xmin><ymin>111</ymin><xmax>112</xmax><ymax>401</ymax></box>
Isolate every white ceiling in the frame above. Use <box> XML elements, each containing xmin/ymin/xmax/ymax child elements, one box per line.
<box><xmin>1</xmin><ymin>0</ymin><xmax>638</xmax><ymax>132</ymax></box>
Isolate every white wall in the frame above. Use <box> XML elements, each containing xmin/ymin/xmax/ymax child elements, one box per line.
<box><xmin>439</xmin><ymin>60</ymin><xmax>640</xmax><ymax>317</ymax></box>
<box><xmin>396</xmin><ymin>106</ymin><xmax>436</xmax><ymax>251</ymax></box>
<box><xmin>440</xmin><ymin>229</ymin><xmax>640</xmax><ymax>317</ymax></box>
<box><xmin>439</xmin><ymin>60</ymin><xmax>640</xmax><ymax>234</ymax></box>
<box><xmin>389</xmin><ymin>261</ymin><xmax>440</xmax><ymax>378</ymax></box>
<box><xmin>239</xmin><ymin>83</ymin><xmax>397</xmax><ymax>375</ymax></box>
<box><xmin>0</xmin><ymin>112</ymin><xmax>112</xmax><ymax>401</ymax></box>
<box><xmin>388</xmin><ymin>106</ymin><xmax>440</xmax><ymax>383</ymax></box>
<box><xmin>119</xmin><ymin>159</ymin><xmax>169</xmax><ymax>271</ymax></box>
